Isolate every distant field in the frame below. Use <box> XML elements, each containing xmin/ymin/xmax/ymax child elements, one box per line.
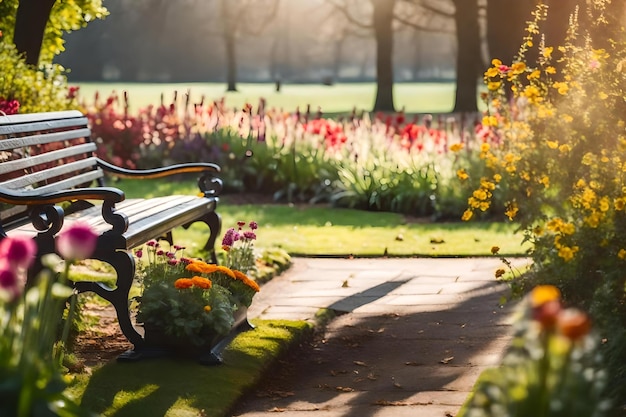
<box><xmin>75</xmin><ymin>82</ymin><xmax>459</xmax><ymax>115</ymax></box>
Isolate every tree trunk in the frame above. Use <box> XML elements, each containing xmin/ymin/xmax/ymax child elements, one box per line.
<box><xmin>13</xmin><ymin>0</ymin><xmax>56</xmax><ymax>66</ymax></box>
<box><xmin>452</xmin><ymin>0</ymin><xmax>481</xmax><ymax>112</ymax></box>
<box><xmin>224</xmin><ymin>31</ymin><xmax>238</xmax><ymax>92</ymax></box>
<box><xmin>372</xmin><ymin>0</ymin><xmax>395</xmax><ymax>112</ymax></box>
<box><xmin>221</xmin><ymin>0</ymin><xmax>238</xmax><ymax>92</ymax></box>
<box><xmin>486</xmin><ymin>0</ymin><xmax>534</xmax><ymax>63</ymax></box>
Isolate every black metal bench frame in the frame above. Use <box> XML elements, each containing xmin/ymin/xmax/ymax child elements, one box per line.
<box><xmin>0</xmin><ymin>110</ymin><xmax>222</xmax><ymax>352</ymax></box>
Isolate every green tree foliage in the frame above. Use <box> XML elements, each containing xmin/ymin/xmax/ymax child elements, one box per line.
<box><xmin>0</xmin><ymin>0</ymin><xmax>107</xmax><ymax>112</ymax></box>
<box><xmin>0</xmin><ymin>0</ymin><xmax>108</xmax><ymax>64</ymax></box>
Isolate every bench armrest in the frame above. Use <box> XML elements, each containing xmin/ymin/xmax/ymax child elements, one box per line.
<box><xmin>0</xmin><ymin>186</ymin><xmax>125</xmax><ymax>206</ymax></box>
<box><xmin>96</xmin><ymin>158</ymin><xmax>223</xmax><ymax>197</ymax></box>
<box><xmin>96</xmin><ymin>159</ymin><xmax>220</xmax><ymax>179</ymax></box>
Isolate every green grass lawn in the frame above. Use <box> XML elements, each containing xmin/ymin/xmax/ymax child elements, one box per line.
<box><xmin>76</xmin><ymin>81</ymin><xmax>461</xmax><ymax>115</ymax></box>
<box><xmin>67</xmin><ymin>320</ymin><xmax>312</xmax><ymax>417</ymax></box>
<box><xmin>110</xmin><ymin>177</ymin><xmax>529</xmax><ymax>257</ymax></box>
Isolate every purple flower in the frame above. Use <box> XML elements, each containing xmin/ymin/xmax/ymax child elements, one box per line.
<box><xmin>0</xmin><ymin>235</ymin><xmax>36</xmax><ymax>270</ymax></box>
<box><xmin>243</xmin><ymin>231</ymin><xmax>257</xmax><ymax>241</ymax></box>
<box><xmin>237</xmin><ymin>221</ymin><xmax>246</xmax><ymax>229</ymax></box>
<box><xmin>249</xmin><ymin>221</ymin><xmax>258</xmax><ymax>230</ymax></box>
<box><xmin>222</xmin><ymin>228</ymin><xmax>237</xmax><ymax>248</ymax></box>
<box><xmin>135</xmin><ymin>249</ymin><xmax>143</xmax><ymax>258</ymax></box>
<box><xmin>57</xmin><ymin>222</ymin><xmax>98</xmax><ymax>261</ymax></box>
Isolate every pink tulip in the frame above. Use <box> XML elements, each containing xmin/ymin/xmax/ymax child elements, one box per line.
<box><xmin>0</xmin><ymin>260</ymin><xmax>21</xmax><ymax>300</ymax></box>
<box><xmin>57</xmin><ymin>222</ymin><xmax>98</xmax><ymax>261</ymax></box>
<box><xmin>0</xmin><ymin>235</ymin><xmax>37</xmax><ymax>270</ymax></box>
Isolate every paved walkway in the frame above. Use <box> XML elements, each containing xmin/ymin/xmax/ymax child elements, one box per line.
<box><xmin>235</xmin><ymin>257</ymin><xmax>530</xmax><ymax>417</ymax></box>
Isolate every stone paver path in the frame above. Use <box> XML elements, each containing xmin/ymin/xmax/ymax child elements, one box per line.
<box><xmin>234</xmin><ymin>257</ymin><xmax>530</xmax><ymax>417</ymax></box>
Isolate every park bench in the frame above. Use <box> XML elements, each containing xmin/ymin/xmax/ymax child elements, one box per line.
<box><xmin>0</xmin><ymin>110</ymin><xmax>222</xmax><ymax>351</ymax></box>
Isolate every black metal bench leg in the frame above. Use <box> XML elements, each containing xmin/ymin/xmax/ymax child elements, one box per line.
<box><xmin>183</xmin><ymin>210</ymin><xmax>222</xmax><ymax>264</ymax></box>
<box><xmin>74</xmin><ymin>249</ymin><xmax>144</xmax><ymax>348</ymax></box>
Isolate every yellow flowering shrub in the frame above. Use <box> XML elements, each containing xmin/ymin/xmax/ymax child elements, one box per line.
<box><xmin>458</xmin><ymin>2</ymin><xmax>626</xmax><ymax>409</ymax></box>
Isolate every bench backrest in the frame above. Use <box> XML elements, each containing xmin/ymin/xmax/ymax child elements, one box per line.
<box><xmin>0</xmin><ymin>110</ymin><xmax>102</xmax><ymax>225</ymax></box>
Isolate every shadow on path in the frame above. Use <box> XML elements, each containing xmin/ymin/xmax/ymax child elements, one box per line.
<box><xmin>230</xmin><ymin>281</ymin><xmax>516</xmax><ymax>417</ymax></box>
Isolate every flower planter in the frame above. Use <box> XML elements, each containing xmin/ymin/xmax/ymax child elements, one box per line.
<box><xmin>118</xmin><ymin>306</ymin><xmax>254</xmax><ymax>365</ymax></box>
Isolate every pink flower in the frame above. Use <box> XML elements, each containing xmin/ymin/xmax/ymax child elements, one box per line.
<box><xmin>57</xmin><ymin>222</ymin><xmax>98</xmax><ymax>261</ymax></box>
<box><xmin>0</xmin><ymin>261</ymin><xmax>21</xmax><ymax>300</ymax></box>
<box><xmin>249</xmin><ymin>221</ymin><xmax>258</xmax><ymax>230</ymax></box>
<box><xmin>0</xmin><ymin>235</ymin><xmax>36</xmax><ymax>270</ymax></box>
<box><xmin>135</xmin><ymin>249</ymin><xmax>143</xmax><ymax>258</ymax></box>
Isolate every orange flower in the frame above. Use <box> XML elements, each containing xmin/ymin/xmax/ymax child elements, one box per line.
<box><xmin>216</xmin><ymin>265</ymin><xmax>236</xmax><ymax>278</ymax></box>
<box><xmin>232</xmin><ymin>269</ymin><xmax>260</xmax><ymax>292</ymax></box>
<box><xmin>191</xmin><ymin>276</ymin><xmax>212</xmax><ymax>289</ymax></box>
<box><xmin>491</xmin><ymin>246</ymin><xmax>500</xmax><ymax>254</ymax></box>
<box><xmin>174</xmin><ymin>278</ymin><xmax>193</xmax><ymax>289</ymax></box>
<box><xmin>557</xmin><ymin>308</ymin><xmax>591</xmax><ymax>341</ymax></box>
<box><xmin>204</xmin><ymin>305</ymin><xmax>212</xmax><ymax>312</ymax></box>
<box><xmin>186</xmin><ymin>260</ymin><xmax>219</xmax><ymax>274</ymax></box>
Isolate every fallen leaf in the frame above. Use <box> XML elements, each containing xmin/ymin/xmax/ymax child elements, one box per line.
<box><xmin>440</xmin><ymin>356</ymin><xmax>454</xmax><ymax>364</ymax></box>
<box><xmin>374</xmin><ymin>400</ymin><xmax>409</xmax><ymax>406</ymax></box>
<box><xmin>336</xmin><ymin>386</ymin><xmax>355</xmax><ymax>392</ymax></box>
<box><xmin>268</xmin><ymin>407</ymin><xmax>287</xmax><ymax>412</ymax></box>
<box><xmin>353</xmin><ymin>360</ymin><xmax>367</xmax><ymax>366</ymax></box>
<box><xmin>404</xmin><ymin>361</ymin><xmax>423</xmax><ymax>366</ymax></box>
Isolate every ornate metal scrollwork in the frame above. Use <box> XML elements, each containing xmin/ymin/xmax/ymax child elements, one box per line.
<box><xmin>198</xmin><ymin>172</ymin><xmax>223</xmax><ymax>197</ymax></box>
<box><xmin>102</xmin><ymin>200</ymin><xmax>129</xmax><ymax>233</ymax></box>
<box><xmin>29</xmin><ymin>204</ymin><xmax>64</xmax><ymax>237</ymax></box>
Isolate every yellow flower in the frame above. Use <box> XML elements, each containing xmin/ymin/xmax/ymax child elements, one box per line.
<box><xmin>539</xmin><ymin>175</ymin><xmax>550</xmax><ymax>188</ymax></box>
<box><xmin>546</xmin><ymin>140</ymin><xmax>559</xmax><ymax>149</ymax></box>
<box><xmin>204</xmin><ymin>305</ymin><xmax>212</xmax><ymax>312</ymax></box>
<box><xmin>482</xmin><ymin>116</ymin><xmax>498</xmax><ymax>127</ymax></box>
<box><xmin>493</xmin><ymin>174</ymin><xmax>502</xmax><ymax>183</ymax></box>
<box><xmin>581</xmin><ymin>152</ymin><xmax>594</xmax><ymax>165</ymax></box>
<box><xmin>545</xmin><ymin>66</ymin><xmax>556</xmax><ymax>74</ymax></box>
<box><xmin>530</xmin><ymin>285</ymin><xmax>561</xmax><ymax>308</ymax></box>
<box><xmin>561</xmin><ymin>223</ymin><xmax>575</xmax><ymax>235</ymax></box>
<box><xmin>599</xmin><ymin>196</ymin><xmax>610</xmax><ymax>212</ymax></box>
<box><xmin>552</xmin><ymin>81</ymin><xmax>569</xmax><ymax>95</ymax></box>
<box><xmin>528</xmin><ymin>70</ymin><xmax>541</xmax><ymax>80</ymax></box>
<box><xmin>542</xmin><ymin>46</ymin><xmax>553</xmax><ymax>58</ymax></box>
<box><xmin>480</xmin><ymin>143</ymin><xmax>491</xmax><ymax>152</ymax></box>
<box><xmin>559</xmin><ymin>144</ymin><xmax>571</xmax><ymax>153</ymax></box>
<box><xmin>618</xmin><ymin>249</ymin><xmax>626</xmax><ymax>260</ymax></box>
<box><xmin>495</xmin><ymin>268</ymin><xmax>506</xmax><ymax>278</ymax></box>
<box><xmin>473</xmin><ymin>189</ymin><xmax>488</xmax><ymax>200</ymax></box>
<box><xmin>614</xmin><ymin>198</ymin><xmax>626</xmax><ymax>211</ymax></box>
<box><xmin>511</xmin><ymin>61</ymin><xmax>527</xmax><ymax>74</ymax></box>
<box><xmin>487</xmin><ymin>81</ymin><xmax>501</xmax><ymax>91</ymax></box>
<box><xmin>461</xmin><ymin>209</ymin><xmax>473</xmax><ymax>221</ymax></box>
<box><xmin>599</xmin><ymin>91</ymin><xmax>608</xmax><ymax>100</ymax></box>
<box><xmin>485</xmin><ymin>67</ymin><xmax>500</xmax><ymax>78</ymax></box>
<box><xmin>504</xmin><ymin>201</ymin><xmax>519</xmax><ymax>220</ymax></box>
<box><xmin>491</xmin><ymin>58</ymin><xmax>502</xmax><ymax>67</ymax></box>
<box><xmin>457</xmin><ymin>169</ymin><xmax>469</xmax><ymax>181</ymax></box>
<box><xmin>450</xmin><ymin>143</ymin><xmax>464</xmax><ymax>152</ymax></box>
<box><xmin>558</xmin><ymin>245</ymin><xmax>578</xmax><ymax>262</ymax></box>
<box><xmin>491</xmin><ymin>246</ymin><xmax>500</xmax><ymax>254</ymax></box>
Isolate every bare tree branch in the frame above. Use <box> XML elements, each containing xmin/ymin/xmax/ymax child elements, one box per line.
<box><xmin>325</xmin><ymin>0</ymin><xmax>373</xmax><ymax>30</ymax></box>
